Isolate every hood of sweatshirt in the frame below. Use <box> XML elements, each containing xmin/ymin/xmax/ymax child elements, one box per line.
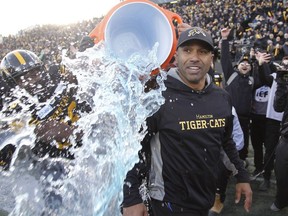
<box><xmin>165</xmin><ymin>67</ymin><xmax>213</xmax><ymax>94</ymax></box>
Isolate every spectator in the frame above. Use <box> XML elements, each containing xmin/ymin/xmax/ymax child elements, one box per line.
<box><xmin>0</xmin><ymin>49</ymin><xmax>90</xmax><ymax>213</ymax></box>
<box><xmin>220</xmin><ymin>28</ymin><xmax>260</xmax><ymax>166</ymax></box>
<box><xmin>272</xmin><ymin>55</ymin><xmax>288</xmax><ymax>211</ymax></box>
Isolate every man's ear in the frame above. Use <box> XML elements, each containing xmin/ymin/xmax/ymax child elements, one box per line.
<box><xmin>211</xmin><ymin>61</ymin><xmax>214</xmax><ymax>69</ymax></box>
<box><xmin>174</xmin><ymin>52</ymin><xmax>178</xmax><ymax>66</ymax></box>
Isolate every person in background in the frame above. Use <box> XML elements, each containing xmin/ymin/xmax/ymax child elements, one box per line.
<box><xmin>0</xmin><ymin>49</ymin><xmax>91</xmax><ymax>213</ymax></box>
<box><xmin>208</xmin><ymin>73</ymin><xmax>244</xmax><ymax>216</ymax></box>
<box><xmin>78</xmin><ymin>35</ymin><xmax>95</xmax><ymax>52</ymax></box>
<box><xmin>255</xmin><ymin>52</ymin><xmax>284</xmax><ymax>191</ymax></box>
<box><xmin>121</xmin><ymin>27</ymin><xmax>252</xmax><ymax>216</ymax></box>
<box><xmin>0</xmin><ymin>49</ymin><xmax>86</xmax><ymax>160</ymax></box>
<box><xmin>249</xmin><ymin>47</ymin><xmax>270</xmax><ymax>178</ymax></box>
<box><xmin>270</xmin><ymin>56</ymin><xmax>288</xmax><ymax>212</ymax></box>
<box><xmin>220</xmin><ymin>28</ymin><xmax>260</xmax><ymax>166</ymax></box>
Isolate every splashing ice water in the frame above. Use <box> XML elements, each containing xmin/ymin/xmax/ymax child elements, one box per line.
<box><xmin>0</xmin><ymin>41</ymin><xmax>167</xmax><ymax>216</ymax></box>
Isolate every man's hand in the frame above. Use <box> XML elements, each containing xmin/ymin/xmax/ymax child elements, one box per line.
<box><xmin>255</xmin><ymin>51</ymin><xmax>272</xmax><ymax>66</ymax></box>
<box><xmin>177</xmin><ymin>23</ymin><xmax>192</xmax><ymax>35</ymax></box>
<box><xmin>78</xmin><ymin>35</ymin><xmax>95</xmax><ymax>52</ymax></box>
<box><xmin>235</xmin><ymin>183</ymin><xmax>253</xmax><ymax>212</ymax></box>
<box><xmin>221</xmin><ymin>28</ymin><xmax>231</xmax><ymax>40</ymax></box>
<box><xmin>122</xmin><ymin>203</ymin><xmax>148</xmax><ymax>216</ymax></box>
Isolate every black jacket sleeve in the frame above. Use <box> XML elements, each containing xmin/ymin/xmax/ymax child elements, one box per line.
<box><xmin>274</xmin><ymin>82</ymin><xmax>288</xmax><ymax>113</ymax></box>
<box><xmin>122</xmin><ymin>151</ymin><xmax>149</xmax><ymax>207</ymax></box>
<box><xmin>222</xmin><ymin>114</ymin><xmax>250</xmax><ymax>183</ymax></box>
<box><xmin>274</xmin><ymin>81</ymin><xmax>288</xmax><ymax>135</ymax></box>
<box><xmin>258</xmin><ymin>63</ymin><xmax>273</xmax><ymax>87</ymax></box>
<box><xmin>220</xmin><ymin>39</ymin><xmax>234</xmax><ymax>81</ymax></box>
<box><xmin>122</xmin><ymin>115</ymin><xmax>157</xmax><ymax>207</ymax></box>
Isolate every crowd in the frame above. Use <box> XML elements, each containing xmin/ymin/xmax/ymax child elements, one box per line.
<box><xmin>0</xmin><ymin>18</ymin><xmax>102</xmax><ymax>69</ymax></box>
<box><xmin>164</xmin><ymin>0</ymin><xmax>288</xmax><ymax>62</ymax></box>
<box><xmin>0</xmin><ymin>0</ymin><xmax>288</xmax><ymax>67</ymax></box>
<box><xmin>1</xmin><ymin>0</ymin><xmax>288</xmax><ymax>215</ymax></box>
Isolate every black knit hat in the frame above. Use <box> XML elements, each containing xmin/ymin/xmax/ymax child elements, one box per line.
<box><xmin>237</xmin><ymin>55</ymin><xmax>251</xmax><ymax>65</ymax></box>
<box><xmin>177</xmin><ymin>27</ymin><xmax>214</xmax><ymax>51</ymax></box>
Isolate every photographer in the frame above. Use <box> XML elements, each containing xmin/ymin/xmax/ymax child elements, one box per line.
<box><xmin>271</xmin><ymin>56</ymin><xmax>288</xmax><ymax>211</ymax></box>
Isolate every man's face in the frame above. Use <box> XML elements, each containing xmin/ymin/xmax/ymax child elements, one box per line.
<box><xmin>282</xmin><ymin>59</ymin><xmax>288</xmax><ymax>66</ymax></box>
<box><xmin>238</xmin><ymin>61</ymin><xmax>251</xmax><ymax>74</ymax></box>
<box><xmin>269</xmin><ymin>34</ymin><xmax>274</xmax><ymax>39</ymax></box>
<box><xmin>175</xmin><ymin>41</ymin><xmax>214</xmax><ymax>90</ymax></box>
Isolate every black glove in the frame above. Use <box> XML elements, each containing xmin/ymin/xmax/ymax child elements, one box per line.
<box><xmin>79</xmin><ymin>36</ymin><xmax>95</xmax><ymax>52</ymax></box>
<box><xmin>0</xmin><ymin>144</ymin><xmax>16</xmax><ymax>170</ymax></box>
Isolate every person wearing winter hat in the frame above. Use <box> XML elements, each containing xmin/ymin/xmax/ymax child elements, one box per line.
<box><xmin>220</xmin><ymin>27</ymin><xmax>261</xmax><ymax>167</ymax></box>
<box><xmin>237</xmin><ymin>55</ymin><xmax>252</xmax><ymax>75</ymax></box>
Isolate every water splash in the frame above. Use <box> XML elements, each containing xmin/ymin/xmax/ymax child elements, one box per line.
<box><xmin>1</xmin><ymin>41</ymin><xmax>166</xmax><ymax>216</ymax></box>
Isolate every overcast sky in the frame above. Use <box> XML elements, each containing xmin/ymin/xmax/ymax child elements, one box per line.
<box><xmin>0</xmin><ymin>0</ymin><xmax>120</xmax><ymax>36</ymax></box>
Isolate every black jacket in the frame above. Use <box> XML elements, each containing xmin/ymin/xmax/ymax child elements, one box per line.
<box><xmin>122</xmin><ymin>68</ymin><xmax>250</xmax><ymax>211</ymax></box>
<box><xmin>1</xmin><ymin>66</ymin><xmax>91</xmax><ymax>160</ymax></box>
<box><xmin>221</xmin><ymin>39</ymin><xmax>257</xmax><ymax>117</ymax></box>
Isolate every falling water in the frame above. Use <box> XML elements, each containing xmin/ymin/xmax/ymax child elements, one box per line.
<box><xmin>0</xmin><ymin>42</ymin><xmax>167</xmax><ymax>215</ymax></box>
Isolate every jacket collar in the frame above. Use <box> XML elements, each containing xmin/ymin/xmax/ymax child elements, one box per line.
<box><xmin>166</xmin><ymin>67</ymin><xmax>212</xmax><ymax>93</ymax></box>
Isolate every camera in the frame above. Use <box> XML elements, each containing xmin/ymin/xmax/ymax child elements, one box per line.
<box><xmin>274</xmin><ymin>62</ymin><xmax>288</xmax><ymax>84</ymax></box>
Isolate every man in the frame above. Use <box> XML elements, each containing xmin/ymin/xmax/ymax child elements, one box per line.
<box><xmin>122</xmin><ymin>27</ymin><xmax>252</xmax><ymax>216</ymax></box>
<box><xmin>255</xmin><ymin>52</ymin><xmax>283</xmax><ymax>192</ymax></box>
<box><xmin>220</xmin><ymin>28</ymin><xmax>257</xmax><ymax>165</ymax></box>
<box><xmin>0</xmin><ymin>49</ymin><xmax>87</xmax><ymax>162</ymax></box>
<box><xmin>0</xmin><ymin>49</ymin><xmax>90</xmax><ymax>213</ymax></box>
<box><xmin>271</xmin><ymin>58</ymin><xmax>288</xmax><ymax>211</ymax></box>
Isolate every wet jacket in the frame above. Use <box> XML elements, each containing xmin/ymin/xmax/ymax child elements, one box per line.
<box><xmin>1</xmin><ymin>66</ymin><xmax>91</xmax><ymax>160</ymax></box>
<box><xmin>122</xmin><ymin>68</ymin><xmax>250</xmax><ymax>211</ymax></box>
<box><xmin>29</xmin><ymin>83</ymin><xmax>90</xmax><ymax>159</ymax></box>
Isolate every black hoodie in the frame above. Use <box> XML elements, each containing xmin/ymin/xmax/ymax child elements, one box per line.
<box><xmin>122</xmin><ymin>68</ymin><xmax>250</xmax><ymax>211</ymax></box>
